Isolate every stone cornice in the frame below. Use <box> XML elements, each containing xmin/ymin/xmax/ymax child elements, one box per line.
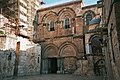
<box><xmin>38</xmin><ymin>0</ymin><xmax>82</xmax><ymax>12</ymax></box>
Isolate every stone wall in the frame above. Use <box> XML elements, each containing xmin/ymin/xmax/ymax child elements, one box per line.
<box><xmin>74</xmin><ymin>59</ymin><xmax>94</xmax><ymax>76</ymax></box>
<box><xmin>103</xmin><ymin>0</ymin><xmax>120</xmax><ymax>80</ymax></box>
<box><xmin>114</xmin><ymin>2</ymin><xmax>120</xmax><ymax>80</ymax></box>
<box><xmin>35</xmin><ymin>1</ymin><xmax>83</xmax><ymax>43</ymax></box>
<box><xmin>41</xmin><ymin>37</ymin><xmax>82</xmax><ymax>74</ymax></box>
<box><xmin>0</xmin><ymin>50</ymin><xmax>15</xmax><ymax>79</ymax></box>
<box><xmin>0</xmin><ymin>45</ymin><xmax>41</xmax><ymax>78</ymax></box>
<box><xmin>18</xmin><ymin>46</ymin><xmax>41</xmax><ymax>76</ymax></box>
<box><xmin>34</xmin><ymin>0</ymin><xmax>102</xmax><ymax>76</ymax></box>
<box><xmin>25</xmin><ymin>46</ymin><xmax>41</xmax><ymax>76</ymax></box>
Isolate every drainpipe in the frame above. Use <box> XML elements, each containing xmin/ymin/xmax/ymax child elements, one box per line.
<box><xmin>13</xmin><ymin>42</ymin><xmax>20</xmax><ymax>77</ymax></box>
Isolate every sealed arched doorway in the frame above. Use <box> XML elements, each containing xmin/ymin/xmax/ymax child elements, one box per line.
<box><xmin>59</xmin><ymin>42</ymin><xmax>77</xmax><ymax>74</ymax></box>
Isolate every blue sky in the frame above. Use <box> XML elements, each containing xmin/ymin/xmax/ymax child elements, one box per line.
<box><xmin>43</xmin><ymin>0</ymin><xmax>98</xmax><ymax>6</ymax></box>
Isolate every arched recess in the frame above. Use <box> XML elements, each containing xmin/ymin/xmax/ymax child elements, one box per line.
<box><xmin>42</xmin><ymin>43</ymin><xmax>59</xmax><ymax>74</ymax></box>
<box><xmin>42</xmin><ymin>11</ymin><xmax>58</xmax><ymax>23</ymax></box>
<box><xmin>58</xmin><ymin>41</ymin><xmax>78</xmax><ymax>73</ymax></box>
<box><xmin>89</xmin><ymin>34</ymin><xmax>102</xmax><ymax>54</ymax></box>
<box><xmin>88</xmin><ymin>34</ymin><xmax>106</xmax><ymax>76</ymax></box>
<box><xmin>83</xmin><ymin>10</ymin><xmax>95</xmax><ymax>31</ymax></box>
<box><xmin>42</xmin><ymin>43</ymin><xmax>59</xmax><ymax>58</ymax></box>
<box><xmin>41</xmin><ymin>11</ymin><xmax>58</xmax><ymax>37</ymax></box>
<box><xmin>83</xmin><ymin>10</ymin><xmax>95</xmax><ymax>19</ymax></box>
<box><xmin>59</xmin><ymin>41</ymin><xmax>78</xmax><ymax>56</ymax></box>
<box><xmin>41</xmin><ymin>11</ymin><xmax>58</xmax><ymax>31</ymax></box>
<box><xmin>58</xmin><ymin>7</ymin><xmax>76</xmax><ymax>35</ymax></box>
<box><xmin>59</xmin><ymin>42</ymin><xmax>77</xmax><ymax>57</ymax></box>
<box><xmin>58</xmin><ymin>7</ymin><xmax>76</xmax><ymax>20</ymax></box>
<box><xmin>89</xmin><ymin>34</ymin><xmax>101</xmax><ymax>42</ymax></box>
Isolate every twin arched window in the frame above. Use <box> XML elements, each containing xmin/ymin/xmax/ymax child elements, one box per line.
<box><xmin>49</xmin><ymin>17</ymin><xmax>70</xmax><ymax>31</ymax></box>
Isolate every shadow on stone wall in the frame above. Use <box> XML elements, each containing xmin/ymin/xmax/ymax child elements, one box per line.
<box><xmin>0</xmin><ymin>47</ymin><xmax>41</xmax><ymax>79</ymax></box>
<box><xmin>0</xmin><ymin>50</ymin><xmax>15</xmax><ymax>79</ymax></box>
<box><xmin>18</xmin><ymin>47</ymin><xmax>40</xmax><ymax>76</ymax></box>
<box><xmin>74</xmin><ymin>60</ymin><xmax>94</xmax><ymax>76</ymax></box>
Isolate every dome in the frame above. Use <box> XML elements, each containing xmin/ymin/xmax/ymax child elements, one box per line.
<box><xmin>89</xmin><ymin>18</ymin><xmax>101</xmax><ymax>25</ymax></box>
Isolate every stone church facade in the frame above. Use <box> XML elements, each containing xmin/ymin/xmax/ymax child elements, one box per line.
<box><xmin>33</xmin><ymin>0</ymin><xmax>102</xmax><ymax>75</ymax></box>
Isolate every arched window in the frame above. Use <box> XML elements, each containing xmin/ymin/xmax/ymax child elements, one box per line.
<box><xmin>91</xmin><ymin>36</ymin><xmax>102</xmax><ymax>54</ymax></box>
<box><xmin>65</xmin><ymin>17</ymin><xmax>70</xmax><ymax>29</ymax></box>
<box><xmin>49</xmin><ymin>21</ymin><xmax>54</xmax><ymax>31</ymax></box>
<box><xmin>86</xmin><ymin>13</ymin><xmax>92</xmax><ymax>25</ymax></box>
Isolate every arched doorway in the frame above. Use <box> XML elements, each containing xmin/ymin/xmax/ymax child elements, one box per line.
<box><xmin>42</xmin><ymin>44</ymin><xmax>59</xmax><ymax>74</ymax></box>
<box><xmin>59</xmin><ymin>42</ymin><xmax>77</xmax><ymax>74</ymax></box>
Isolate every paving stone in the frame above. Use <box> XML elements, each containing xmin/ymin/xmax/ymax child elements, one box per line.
<box><xmin>6</xmin><ymin>74</ymin><xmax>104</xmax><ymax>80</ymax></box>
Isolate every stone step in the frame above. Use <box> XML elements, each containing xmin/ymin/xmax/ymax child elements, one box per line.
<box><xmin>5</xmin><ymin>74</ymin><xmax>105</xmax><ymax>80</ymax></box>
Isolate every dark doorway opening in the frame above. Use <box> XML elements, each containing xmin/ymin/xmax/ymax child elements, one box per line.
<box><xmin>48</xmin><ymin>58</ymin><xmax>57</xmax><ymax>73</ymax></box>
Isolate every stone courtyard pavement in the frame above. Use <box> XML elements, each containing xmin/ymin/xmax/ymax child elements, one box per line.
<box><xmin>5</xmin><ymin>74</ymin><xmax>105</xmax><ymax>80</ymax></box>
